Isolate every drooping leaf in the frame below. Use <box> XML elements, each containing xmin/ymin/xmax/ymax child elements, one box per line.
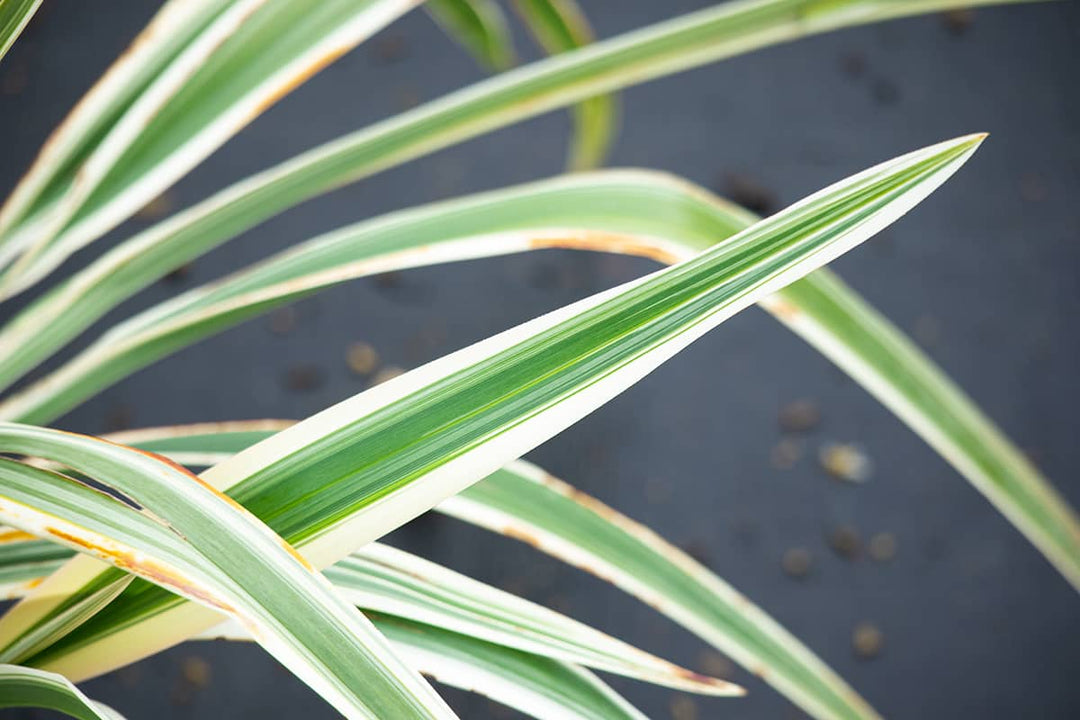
<box><xmin>443</xmin><ymin>462</ymin><xmax>877</xmax><ymax>719</ymax></box>
<box><xmin>0</xmin><ymin>0</ymin><xmax>1027</xmax><ymax>397</ymax></box>
<box><xmin>4</xmin><ymin>137</ymin><xmax>980</xmax><ymax>691</ymax></box>
<box><xmin>198</xmin><ymin>613</ymin><xmax>651</xmax><ymax>720</ymax></box>
<box><xmin>0</xmin><ymin>425</ymin><xmax>456</xmax><ymax>719</ymax></box>
<box><xmin>0</xmin><ymin>527</ymin><xmax>734</xmax><ymax>696</ymax></box>
<box><xmin>0</xmin><ymin>0</ymin><xmax>423</xmax><ymax>299</ymax></box>
<box><xmin>0</xmin><ymin>0</ymin><xmax>41</xmax><ymax>63</ymax></box>
<box><xmin>324</xmin><ymin>543</ymin><xmax>735</xmax><ymax>695</ymax></box>
<box><xmin>0</xmin><ymin>663</ymin><xmax>124</xmax><ymax>720</ymax></box>
<box><xmin>72</xmin><ymin>420</ymin><xmax>882</xmax><ymax>720</ymax></box>
<box><xmin>0</xmin><ymin>170</ymin><xmax>751</xmax><ymax>424</ymax></box>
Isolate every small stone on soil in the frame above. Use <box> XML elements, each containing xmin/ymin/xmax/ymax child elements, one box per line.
<box><xmin>181</xmin><ymin>656</ymin><xmax>211</xmax><ymax>687</ymax></box>
<box><xmin>779</xmin><ymin>399</ymin><xmax>820</xmax><ymax>433</ymax></box>
<box><xmin>136</xmin><ymin>191</ymin><xmax>176</xmax><ymax>221</ymax></box>
<box><xmin>853</xmin><ymin>622</ymin><xmax>884</xmax><ymax>659</ymax></box>
<box><xmin>698</xmin><ymin>650</ymin><xmax>734</xmax><ymax>679</ymax></box>
<box><xmin>346</xmin><ymin>341</ymin><xmax>380</xmax><ymax>375</ymax></box>
<box><xmin>941</xmin><ymin>8</ymin><xmax>975</xmax><ymax>36</ymax></box>
<box><xmin>782</xmin><ymin>547</ymin><xmax>813</xmax><ymax>579</ymax></box>
<box><xmin>839</xmin><ymin>50</ymin><xmax>866</xmax><ymax>79</ymax></box>
<box><xmin>670</xmin><ymin>695</ymin><xmax>698</xmax><ymax>720</ymax></box>
<box><xmin>868</xmin><ymin>532</ymin><xmax>897</xmax><ymax>562</ymax></box>
<box><xmin>285</xmin><ymin>365</ymin><xmax>323</xmax><ymax>392</ymax></box>
<box><xmin>722</xmin><ymin>172</ymin><xmax>778</xmax><ymax>215</ymax></box>
<box><xmin>269</xmin><ymin>306</ymin><xmax>297</xmax><ymax>334</ymax></box>
<box><xmin>819</xmin><ymin>443</ymin><xmax>872</xmax><ymax>482</ymax></box>
<box><xmin>828</xmin><ymin>525</ymin><xmax>862</xmax><ymax>560</ymax></box>
<box><xmin>770</xmin><ymin>437</ymin><xmax>803</xmax><ymax>469</ymax></box>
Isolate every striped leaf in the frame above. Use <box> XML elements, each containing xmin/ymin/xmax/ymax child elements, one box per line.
<box><xmin>443</xmin><ymin>462</ymin><xmax>876</xmax><ymax>720</ymax></box>
<box><xmin>3</xmin><ymin>137</ymin><xmax>980</xmax><ymax>689</ymax></box>
<box><xmin>0</xmin><ymin>0</ymin><xmax>1032</xmax><ymax>398</ymax></box>
<box><xmin>0</xmin><ymin>528</ymin><xmax>734</xmax><ymax>696</ymax></box>
<box><xmin>0</xmin><ymin>424</ymin><xmax>456</xmax><ymax>719</ymax></box>
<box><xmin>324</xmin><ymin>543</ymin><xmax>734</xmax><ymax>695</ymax></box>
<box><xmin>199</xmin><ymin>613</ymin><xmax>650</xmax><ymax>720</ymax></box>
<box><xmin>0</xmin><ymin>530</ymin><xmax>69</xmax><ymax>599</ymax></box>
<box><xmin>0</xmin><ymin>664</ymin><xmax>124</xmax><ymax>720</ymax></box>
<box><xmin>0</xmin><ymin>0</ymin><xmax>422</xmax><ymax>299</ymax></box>
<box><xmin>5</xmin><ymin>130</ymin><xmax>1067</xmax><ymax>600</ymax></box>
<box><xmin>69</xmin><ymin>420</ymin><xmax>882</xmax><ymax>720</ymax></box>
<box><xmin>0</xmin><ymin>573</ymin><xmax>132</xmax><ymax>665</ymax></box>
<box><xmin>426</xmin><ymin>0</ymin><xmax>516</xmax><ymax>71</ymax></box>
<box><xmin>0</xmin><ymin>0</ymin><xmax>40</xmax><ymax>63</ymax></box>
<box><xmin>511</xmin><ymin>0</ymin><xmax>616</xmax><ymax>170</ymax></box>
<box><xmin>0</xmin><ymin>170</ymin><xmax>750</xmax><ymax>424</ymax></box>
<box><xmin>6</xmin><ymin>145</ymin><xmax>1073</xmax><ymax>599</ymax></box>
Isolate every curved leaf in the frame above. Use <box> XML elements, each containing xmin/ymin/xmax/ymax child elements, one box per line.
<box><xmin>4</xmin><ymin>138</ymin><xmax>979</xmax><ymax>691</ymax></box>
<box><xmin>68</xmin><ymin>420</ymin><xmax>882</xmax><ymax>720</ymax></box>
<box><xmin>0</xmin><ymin>425</ymin><xmax>456</xmax><ymax>719</ymax></box>
<box><xmin>0</xmin><ymin>0</ymin><xmax>1028</xmax><ymax>396</ymax></box>
<box><xmin>0</xmin><ymin>0</ymin><xmax>423</xmax><ymax>298</ymax></box>
<box><xmin>199</xmin><ymin>613</ymin><xmax>650</xmax><ymax>720</ymax></box>
<box><xmin>512</xmin><ymin>0</ymin><xmax>616</xmax><ymax>170</ymax></box>
<box><xmin>325</xmin><ymin>543</ymin><xmax>734</xmax><ymax>695</ymax></box>
<box><xmin>0</xmin><ymin>664</ymin><xmax>123</xmax><ymax>720</ymax></box>
<box><xmin>0</xmin><ymin>528</ymin><xmax>734</xmax><ymax>696</ymax></box>
<box><xmin>427</xmin><ymin>0</ymin><xmax>515</xmax><ymax>71</ymax></box>
<box><xmin>0</xmin><ymin>0</ymin><xmax>41</xmax><ymax>63</ymax></box>
<box><xmin>0</xmin><ymin>170</ymin><xmax>747</xmax><ymax>424</ymax></box>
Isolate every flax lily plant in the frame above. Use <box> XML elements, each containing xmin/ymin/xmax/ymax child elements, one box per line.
<box><xmin>0</xmin><ymin>0</ymin><xmax>1073</xmax><ymax>718</ymax></box>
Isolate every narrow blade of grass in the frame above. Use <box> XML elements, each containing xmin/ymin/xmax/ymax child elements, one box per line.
<box><xmin>0</xmin><ymin>664</ymin><xmax>124</xmax><ymax>720</ymax></box>
<box><xmin>426</xmin><ymin>0</ymin><xmax>516</xmax><ymax>71</ymax></box>
<box><xmin>512</xmin><ymin>0</ymin><xmax>616</xmax><ymax>170</ymax></box>
<box><xmin>199</xmin><ymin>613</ymin><xmax>651</xmax><ymax>720</ymax></box>
<box><xmin>0</xmin><ymin>0</ymin><xmax>41</xmax><ymax>63</ymax></box>
<box><xmin>0</xmin><ymin>528</ymin><xmax>734</xmax><ymax>696</ymax></box>
<box><xmin>0</xmin><ymin>425</ymin><xmax>456</xmax><ymax>719</ymax></box>
<box><xmin>0</xmin><ymin>0</ymin><xmax>423</xmax><ymax>298</ymax></box>
<box><xmin>2</xmin><ymin>138</ymin><xmax>979</xmax><ymax>700</ymax></box>
<box><xmin>0</xmin><ymin>0</ymin><xmax>1031</xmax><ymax>396</ymax></box>
<box><xmin>65</xmin><ymin>421</ymin><xmax>880</xmax><ymax>720</ymax></box>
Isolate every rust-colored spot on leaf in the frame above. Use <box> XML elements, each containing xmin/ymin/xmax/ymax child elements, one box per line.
<box><xmin>52</xmin><ymin>524</ymin><xmax>232</xmax><ymax>614</ymax></box>
<box><xmin>0</xmin><ymin>528</ymin><xmax>37</xmax><ymax>543</ymax></box>
<box><xmin>761</xmin><ymin>296</ymin><xmax>801</xmax><ymax>323</ymax></box>
<box><xmin>114</xmin><ymin>442</ymin><xmax>316</xmax><ymax>573</ymax></box>
<box><xmin>248</xmin><ymin>44</ymin><xmax>353</xmax><ymax>120</ymax></box>
<box><xmin>501</xmin><ymin>525</ymin><xmax>544</xmax><ymax>550</ymax></box>
<box><xmin>529</xmin><ymin>232</ymin><xmax>681</xmax><ymax>266</ymax></box>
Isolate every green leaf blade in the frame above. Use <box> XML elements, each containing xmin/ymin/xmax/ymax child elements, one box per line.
<box><xmin>0</xmin><ymin>664</ymin><xmax>124</xmax><ymax>720</ymax></box>
<box><xmin>200</xmin><ymin>612</ymin><xmax>651</xmax><ymax>720</ymax></box>
<box><xmin>7</xmin><ymin>137</ymin><xmax>981</xmax><ymax>688</ymax></box>
<box><xmin>0</xmin><ymin>0</ymin><xmax>422</xmax><ymax>299</ymax></box>
<box><xmin>512</xmin><ymin>0</ymin><xmax>617</xmax><ymax>170</ymax></box>
<box><xmin>0</xmin><ymin>0</ymin><xmax>1026</xmax><ymax>398</ymax></box>
<box><xmin>0</xmin><ymin>0</ymin><xmax>41</xmax><ymax>63</ymax></box>
<box><xmin>0</xmin><ymin>426</ymin><xmax>457</xmax><ymax>719</ymax></box>
<box><xmin>426</xmin><ymin>0</ymin><xmax>516</xmax><ymax>71</ymax></box>
<box><xmin>73</xmin><ymin>422</ymin><xmax>879</xmax><ymax>720</ymax></box>
<box><xmin>446</xmin><ymin>462</ymin><xmax>878</xmax><ymax>720</ymax></box>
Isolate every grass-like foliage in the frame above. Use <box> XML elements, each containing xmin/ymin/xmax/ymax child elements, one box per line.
<box><xmin>0</xmin><ymin>1</ymin><xmax>1071</xmax><ymax>718</ymax></box>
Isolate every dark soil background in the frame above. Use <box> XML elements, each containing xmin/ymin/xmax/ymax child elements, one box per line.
<box><xmin>1</xmin><ymin>1</ymin><xmax>1079</xmax><ymax>718</ymax></box>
